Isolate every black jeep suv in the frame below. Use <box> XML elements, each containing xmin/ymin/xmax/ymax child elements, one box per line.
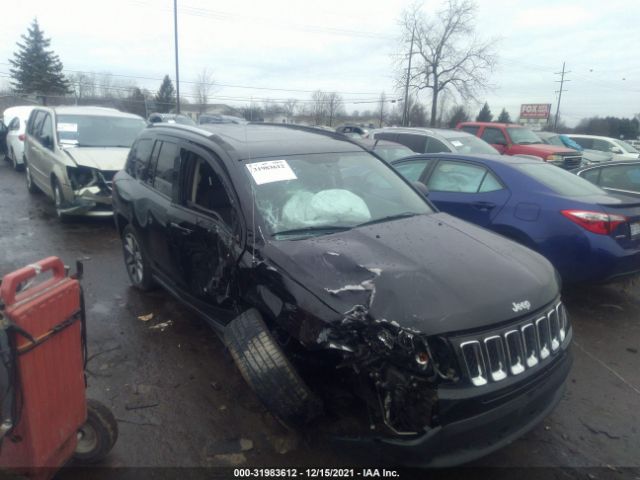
<box><xmin>112</xmin><ymin>123</ymin><xmax>572</xmax><ymax>466</ymax></box>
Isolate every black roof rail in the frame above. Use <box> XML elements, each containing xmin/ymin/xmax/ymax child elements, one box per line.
<box><xmin>250</xmin><ymin>122</ymin><xmax>368</xmax><ymax>149</ymax></box>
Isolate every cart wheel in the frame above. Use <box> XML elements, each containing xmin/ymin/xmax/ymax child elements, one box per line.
<box><xmin>73</xmin><ymin>399</ymin><xmax>119</xmax><ymax>464</ymax></box>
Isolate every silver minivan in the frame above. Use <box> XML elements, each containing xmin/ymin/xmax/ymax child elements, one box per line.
<box><xmin>24</xmin><ymin>106</ymin><xmax>146</xmax><ymax>219</ymax></box>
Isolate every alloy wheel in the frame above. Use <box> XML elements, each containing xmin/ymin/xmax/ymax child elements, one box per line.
<box><xmin>123</xmin><ymin>233</ymin><xmax>144</xmax><ymax>285</ymax></box>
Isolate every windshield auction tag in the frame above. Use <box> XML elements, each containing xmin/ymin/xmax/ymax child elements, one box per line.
<box><xmin>451</xmin><ymin>140</ymin><xmax>463</xmax><ymax>147</ymax></box>
<box><xmin>57</xmin><ymin>123</ymin><xmax>78</xmax><ymax>132</ymax></box>
<box><xmin>246</xmin><ymin>160</ymin><xmax>297</xmax><ymax>185</ymax></box>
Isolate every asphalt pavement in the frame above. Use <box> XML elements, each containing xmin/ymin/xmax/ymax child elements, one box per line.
<box><xmin>0</xmin><ymin>157</ymin><xmax>638</xmax><ymax>476</ymax></box>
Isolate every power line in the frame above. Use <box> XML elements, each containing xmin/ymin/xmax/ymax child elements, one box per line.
<box><xmin>0</xmin><ymin>61</ymin><xmax>382</xmax><ymax>96</ymax></box>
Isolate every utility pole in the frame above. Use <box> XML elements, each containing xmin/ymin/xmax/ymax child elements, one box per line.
<box><xmin>553</xmin><ymin>61</ymin><xmax>570</xmax><ymax>131</ymax></box>
<box><xmin>402</xmin><ymin>24</ymin><xmax>415</xmax><ymax>127</ymax></box>
<box><xmin>174</xmin><ymin>0</ymin><xmax>181</xmax><ymax>114</ymax></box>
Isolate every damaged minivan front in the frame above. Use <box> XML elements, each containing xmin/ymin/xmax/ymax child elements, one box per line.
<box><xmin>24</xmin><ymin>106</ymin><xmax>146</xmax><ymax>219</ymax></box>
<box><xmin>113</xmin><ymin>123</ymin><xmax>572</xmax><ymax>467</ymax></box>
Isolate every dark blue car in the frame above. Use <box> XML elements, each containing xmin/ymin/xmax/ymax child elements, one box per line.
<box><xmin>392</xmin><ymin>153</ymin><xmax>640</xmax><ymax>283</ymax></box>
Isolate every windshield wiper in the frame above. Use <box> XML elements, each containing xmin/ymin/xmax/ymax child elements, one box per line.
<box><xmin>272</xmin><ymin>225</ymin><xmax>352</xmax><ymax>237</ymax></box>
<box><xmin>356</xmin><ymin>212</ymin><xmax>419</xmax><ymax>227</ymax></box>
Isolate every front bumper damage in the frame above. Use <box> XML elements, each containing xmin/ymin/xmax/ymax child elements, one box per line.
<box><xmin>330</xmin><ymin>349</ymin><xmax>571</xmax><ymax>467</ymax></box>
<box><xmin>62</xmin><ymin>167</ymin><xmax>115</xmax><ymax>217</ymax></box>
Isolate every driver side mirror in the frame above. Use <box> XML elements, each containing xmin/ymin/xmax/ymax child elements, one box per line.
<box><xmin>413</xmin><ymin>181</ymin><xmax>429</xmax><ymax>197</ymax></box>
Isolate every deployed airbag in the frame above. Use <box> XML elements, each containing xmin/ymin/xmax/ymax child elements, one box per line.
<box><xmin>281</xmin><ymin>189</ymin><xmax>371</xmax><ymax>228</ymax></box>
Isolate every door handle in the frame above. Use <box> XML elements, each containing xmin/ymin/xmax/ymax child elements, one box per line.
<box><xmin>471</xmin><ymin>201</ymin><xmax>496</xmax><ymax>211</ymax></box>
<box><xmin>170</xmin><ymin>222</ymin><xmax>194</xmax><ymax>235</ymax></box>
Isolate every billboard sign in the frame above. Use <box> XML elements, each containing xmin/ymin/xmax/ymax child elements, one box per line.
<box><xmin>520</xmin><ymin>104</ymin><xmax>551</xmax><ymax>119</ymax></box>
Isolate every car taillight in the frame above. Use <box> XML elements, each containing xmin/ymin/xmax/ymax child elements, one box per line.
<box><xmin>18</xmin><ymin>134</ymin><xmax>25</xmax><ymax>141</ymax></box>
<box><xmin>561</xmin><ymin>210</ymin><xmax>627</xmax><ymax>235</ymax></box>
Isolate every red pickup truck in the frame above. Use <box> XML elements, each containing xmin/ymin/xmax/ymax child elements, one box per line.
<box><xmin>456</xmin><ymin>122</ymin><xmax>582</xmax><ymax>169</ymax></box>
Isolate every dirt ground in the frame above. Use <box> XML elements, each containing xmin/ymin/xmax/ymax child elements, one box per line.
<box><xmin>0</xmin><ymin>158</ymin><xmax>638</xmax><ymax>477</ymax></box>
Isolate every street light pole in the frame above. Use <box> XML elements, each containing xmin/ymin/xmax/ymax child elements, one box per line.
<box><xmin>174</xmin><ymin>0</ymin><xmax>181</xmax><ymax>114</ymax></box>
<box><xmin>402</xmin><ymin>24</ymin><xmax>415</xmax><ymax>127</ymax></box>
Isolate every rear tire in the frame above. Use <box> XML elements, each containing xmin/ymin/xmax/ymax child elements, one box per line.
<box><xmin>225</xmin><ymin>309</ymin><xmax>322</xmax><ymax>428</ymax></box>
<box><xmin>25</xmin><ymin>160</ymin><xmax>39</xmax><ymax>193</ymax></box>
<box><xmin>73</xmin><ymin>399</ymin><xmax>118</xmax><ymax>465</ymax></box>
<box><xmin>122</xmin><ymin>224</ymin><xmax>155</xmax><ymax>291</ymax></box>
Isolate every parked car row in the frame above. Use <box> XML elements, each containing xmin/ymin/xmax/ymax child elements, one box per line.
<box><xmin>5</xmin><ymin>106</ymin><xmax>640</xmax><ymax>466</ymax></box>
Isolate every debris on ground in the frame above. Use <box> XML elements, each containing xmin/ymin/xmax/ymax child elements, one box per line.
<box><xmin>627</xmin><ymin>347</ymin><xmax>638</xmax><ymax>354</ymax></box>
<box><xmin>210</xmin><ymin>381</ymin><xmax>221</xmax><ymax>391</ymax></box>
<box><xmin>149</xmin><ymin>320</ymin><xmax>173</xmax><ymax>331</ymax></box>
<box><xmin>580</xmin><ymin>420</ymin><xmax>621</xmax><ymax>439</ymax></box>
<box><xmin>239</xmin><ymin>438</ymin><xmax>254</xmax><ymax>452</ymax></box>
<box><xmin>137</xmin><ymin>313</ymin><xmax>154</xmax><ymax>322</ymax></box>
<box><xmin>219</xmin><ymin>405</ymin><xmax>227</xmax><ymax>411</ymax></box>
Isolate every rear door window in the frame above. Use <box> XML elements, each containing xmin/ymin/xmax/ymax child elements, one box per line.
<box><xmin>151</xmin><ymin>141</ymin><xmax>179</xmax><ymax>197</ymax></box>
<box><xmin>427</xmin><ymin>160</ymin><xmax>503</xmax><ymax>193</ymax></box>
<box><xmin>396</xmin><ymin>133</ymin><xmax>427</xmax><ymax>153</ymax></box>
<box><xmin>593</xmin><ymin>138</ymin><xmax>614</xmax><ymax>152</ymax></box>
<box><xmin>600</xmin><ymin>165</ymin><xmax>640</xmax><ymax>191</ymax></box>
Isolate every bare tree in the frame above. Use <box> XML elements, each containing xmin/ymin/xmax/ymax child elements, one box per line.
<box><xmin>398</xmin><ymin>0</ymin><xmax>497</xmax><ymax>127</ymax></box>
<box><xmin>311</xmin><ymin>90</ymin><xmax>327</xmax><ymax>125</ymax></box>
<box><xmin>283</xmin><ymin>98</ymin><xmax>298</xmax><ymax>122</ymax></box>
<box><xmin>325</xmin><ymin>92</ymin><xmax>344</xmax><ymax>127</ymax></box>
<box><xmin>193</xmin><ymin>68</ymin><xmax>215</xmax><ymax>114</ymax></box>
<box><xmin>69</xmin><ymin>72</ymin><xmax>96</xmax><ymax>101</ymax></box>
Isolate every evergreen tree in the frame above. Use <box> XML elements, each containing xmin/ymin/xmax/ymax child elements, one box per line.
<box><xmin>476</xmin><ymin>102</ymin><xmax>493</xmax><ymax>122</ymax></box>
<box><xmin>497</xmin><ymin>108</ymin><xmax>511</xmax><ymax>123</ymax></box>
<box><xmin>9</xmin><ymin>19</ymin><xmax>70</xmax><ymax>98</ymax></box>
<box><xmin>447</xmin><ymin>105</ymin><xmax>469</xmax><ymax>128</ymax></box>
<box><xmin>155</xmin><ymin>75</ymin><xmax>176</xmax><ymax>113</ymax></box>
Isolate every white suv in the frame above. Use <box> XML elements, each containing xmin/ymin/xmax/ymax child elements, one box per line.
<box><xmin>24</xmin><ymin>106</ymin><xmax>146</xmax><ymax>219</ymax></box>
<box><xmin>568</xmin><ymin>134</ymin><xmax>640</xmax><ymax>161</ymax></box>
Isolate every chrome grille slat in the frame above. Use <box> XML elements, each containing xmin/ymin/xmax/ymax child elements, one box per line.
<box><xmin>455</xmin><ymin>302</ymin><xmax>569</xmax><ymax>386</ymax></box>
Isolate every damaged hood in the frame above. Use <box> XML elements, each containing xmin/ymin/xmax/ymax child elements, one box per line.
<box><xmin>267</xmin><ymin>213</ymin><xmax>558</xmax><ymax>335</ymax></box>
<box><xmin>63</xmin><ymin>147</ymin><xmax>130</xmax><ymax>171</ymax></box>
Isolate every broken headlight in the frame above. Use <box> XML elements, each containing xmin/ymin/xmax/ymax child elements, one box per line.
<box><xmin>67</xmin><ymin>166</ymin><xmax>98</xmax><ymax>190</ymax></box>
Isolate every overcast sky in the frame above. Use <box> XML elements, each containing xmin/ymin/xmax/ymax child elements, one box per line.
<box><xmin>1</xmin><ymin>0</ymin><xmax>638</xmax><ymax>126</ymax></box>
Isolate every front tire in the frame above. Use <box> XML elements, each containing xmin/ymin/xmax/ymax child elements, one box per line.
<box><xmin>52</xmin><ymin>178</ymin><xmax>71</xmax><ymax>222</ymax></box>
<box><xmin>225</xmin><ymin>309</ymin><xmax>322</xmax><ymax>428</ymax></box>
<box><xmin>25</xmin><ymin>160</ymin><xmax>39</xmax><ymax>193</ymax></box>
<box><xmin>73</xmin><ymin>399</ymin><xmax>118</xmax><ymax>465</ymax></box>
<box><xmin>122</xmin><ymin>224</ymin><xmax>155</xmax><ymax>290</ymax></box>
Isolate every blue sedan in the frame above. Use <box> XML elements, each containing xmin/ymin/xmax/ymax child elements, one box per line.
<box><xmin>392</xmin><ymin>153</ymin><xmax>640</xmax><ymax>283</ymax></box>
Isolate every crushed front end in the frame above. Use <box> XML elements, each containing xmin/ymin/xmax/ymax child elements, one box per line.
<box><xmin>63</xmin><ymin>166</ymin><xmax>117</xmax><ymax>216</ymax></box>
<box><xmin>316</xmin><ymin>300</ymin><xmax>573</xmax><ymax>466</ymax></box>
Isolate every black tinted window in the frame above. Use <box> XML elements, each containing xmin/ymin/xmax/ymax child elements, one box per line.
<box><xmin>572</xmin><ymin>137</ymin><xmax>593</xmax><ymax>149</ymax></box>
<box><xmin>28</xmin><ymin>111</ymin><xmax>45</xmax><ymax>136</ymax></box>
<box><xmin>152</xmin><ymin>141</ymin><xmax>178</xmax><ymax>197</ymax></box>
<box><xmin>481</xmin><ymin>127</ymin><xmax>507</xmax><ymax>145</ymax></box>
<box><xmin>127</xmin><ymin>138</ymin><xmax>154</xmax><ymax>180</ymax></box>
<box><xmin>186</xmin><ymin>151</ymin><xmax>234</xmax><ymax>226</ymax></box>
<box><xmin>39</xmin><ymin>114</ymin><xmax>53</xmax><ymax>144</ymax></box>
<box><xmin>600</xmin><ymin>165</ymin><xmax>640</xmax><ymax>191</ymax></box>
<box><xmin>396</xmin><ymin>133</ymin><xmax>427</xmax><ymax>153</ymax></box>
<box><xmin>579</xmin><ymin>168</ymin><xmax>601</xmax><ymax>185</ymax></box>
<box><xmin>460</xmin><ymin>126</ymin><xmax>479</xmax><ymax>135</ymax></box>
